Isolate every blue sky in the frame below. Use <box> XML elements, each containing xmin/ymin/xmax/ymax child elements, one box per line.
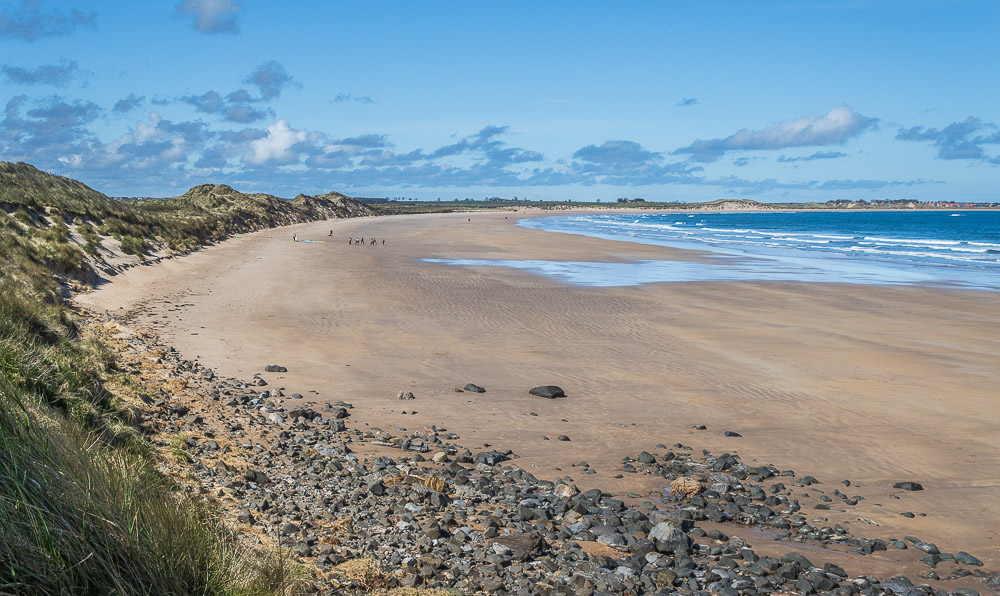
<box><xmin>1</xmin><ymin>1</ymin><xmax>998</xmax><ymax>202</ymax></box>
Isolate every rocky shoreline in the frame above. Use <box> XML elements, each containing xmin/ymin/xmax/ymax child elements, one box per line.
<box><xmin>87</xmin><ymin>311</ymin><xmax>999</xmax><ymax>595</ymax></box>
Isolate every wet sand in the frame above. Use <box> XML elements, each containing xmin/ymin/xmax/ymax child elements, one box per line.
<box><xmin>78</xmin><ymin>211</ymin><xmax>999</xmax><ymax>572</ymax></box>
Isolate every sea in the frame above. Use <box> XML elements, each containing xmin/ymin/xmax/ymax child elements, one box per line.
<box><xmin>425</xmin><ymin>210</ymin><xmax>1000</xmax><ymax>291</ymax></box>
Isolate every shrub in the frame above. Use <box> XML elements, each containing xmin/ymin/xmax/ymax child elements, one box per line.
<box><xmin>119</xmin><ymin>235</ymin><xmax>149</xmax><ymax>256</ymax></box>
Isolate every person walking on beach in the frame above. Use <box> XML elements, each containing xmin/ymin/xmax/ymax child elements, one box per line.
<box><xmin>382</xmin><ymin>238</ymin><xmax>385</xmax><ymax>246</ymax></box>
<box><xmin>292</xmin><ymin>234</ymin><xmax>297</xmax><ymax>242</ymax></box>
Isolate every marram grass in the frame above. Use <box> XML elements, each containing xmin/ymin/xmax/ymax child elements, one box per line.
<box><xmin>0</xmin><ymin>162</ymin><xmax>361</xmax><ymax>594</ymax></box>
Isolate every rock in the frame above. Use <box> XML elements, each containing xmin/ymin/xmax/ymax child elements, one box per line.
<box><xmin>914</xmin><ymin>541</ymin><xmax>940</xmax><ymax>554</ymax></box>
<box><xmin>554</xmin><ymin>483</ymin><xmax>579</xmax><ymax>499</ymax></box>
<box><xmin>597</xmin><ymin>532</ymin><xmax>625</xmax><ymax>546</ymax></box>
<box><xmin>397</xmin><ymin>391</ymin><xmax>416</xmax><ymax>400</ymax></box>
<box><xmin>529</xmin><ymin>385</ymin><xmax>566</xmax><ymax>399</ymax></box>
<box><xmin>557</xmin><ymin>435</ymin><xmax>571</xmax><ymax>441</ymax></box>
<box><xmin>288</xmin><ymin>407</ymin><xmax>319</xmax><ymax>421</ymax></box>
<box><xmin>463</xmin><ymin>383</ymin><xmax>486</xmax><ymax>393</ymax></box>
<box><xmin>649</xmin><ymin>522</ymin><xmax>692</xmax><ymax>554</ymax></box>
<box><xmin>491</xmin><ymin>532</ymin><xmax>546</xmax><ymax>558</ymax></box>
<box><xmin>893</xmin><ymin>481</ymin><xmax>924</xmax><ymax>491</ymax></box>
<box><xmin>432</xmin><ymin>451</ymin><xmax>449</xmax><ymax>463</ymax></box>
<box><xmin>264</xmin><ymin>364</ymin><xmax>287</xmax><ymax>373</ymax></box>
<box><xmin>956</xmin><ymin>551</ymin><xmax>983</xmax><ymax>566</ymax></box>
<box><xmin>780</xmin><ymin>551</ymin><xmax>814</xmax><ymax>570</ymax></box>
<box><xmin>723</xmin><ymin>430</ymin><xmax>742</xmax><ymax>437</ymax></box>
<box><xmin>421</xmin><ymin>520</ymin><xmax>443</xmax><ymax>539</ymax></box>
<box><xmin>244</xmin><ymin>470</ymin><xmax>270</xmax><ymax>485</ymax></box>
<box><xmin>475</xmin><ymin>450</ymin><xmax>509</xmax><ymax>466</ymax></box>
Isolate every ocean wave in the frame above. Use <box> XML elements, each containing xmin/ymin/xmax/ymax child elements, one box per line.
<box><xmin>864</xmin><ymin>236</ymin><xmax>963</xmax><ymax>246</ymax></box>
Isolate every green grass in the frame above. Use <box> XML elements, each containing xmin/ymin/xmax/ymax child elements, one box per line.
<box><xmin>0</xmin><ymin>280</ymin><xmax>303</xmax><ymax>594</ymax></box>
<box><xmin>0</xmin><ymin>162</ymin><xmax>366</xmax><ymax>594</ymax></box>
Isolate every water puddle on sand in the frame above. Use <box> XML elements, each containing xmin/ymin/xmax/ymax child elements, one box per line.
<box><xmin>422</xmin><ymin>257</ymin><xmax>1000</xmax><ymax>291</ymax></box>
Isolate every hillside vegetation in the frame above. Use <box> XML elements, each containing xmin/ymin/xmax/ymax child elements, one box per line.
<box><xmin>0</xmin><ymin>162</ymin><xmax>376</xmax><ymax>594</ymax></box>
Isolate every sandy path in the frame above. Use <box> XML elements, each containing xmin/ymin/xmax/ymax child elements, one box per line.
<box><xmin>78</xmin><ymin>211</ymin><xmax>1000</xmax><ymax>571</ymax></box>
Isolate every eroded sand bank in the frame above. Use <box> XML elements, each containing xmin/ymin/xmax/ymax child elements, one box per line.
<box><xmin>78</xmin><ymin>211</ymin><xmax>999</xmax><ymax>569</ymax></box>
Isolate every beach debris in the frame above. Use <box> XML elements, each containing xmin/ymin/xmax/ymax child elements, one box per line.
<box><xmin>893</xmin><ymin>481</ymin><xmax>924</xmax><ymax>491</ymax></box>
<box><xmin>463</xmin><ymin>383</ymin><xmax>486</xmax><ymax>393</ymax></box>
<box><xmin>670</xmin><ymin>476</ymin><xmax>702</xmax><ymax>497</ymax></box>
<box><xmin>529</xmin><ymin>385</ymin><xmax>565</xmax><ymax>398</ymax></box>
<box><xmin>396</xmin><ymin>391</ymin><xmax>415</xmax><ymax>400</ymax></box>
<box><xmin>264</xmin><ymin>364</ymin><xmax>287</xmax><ymax>373</ymax></box>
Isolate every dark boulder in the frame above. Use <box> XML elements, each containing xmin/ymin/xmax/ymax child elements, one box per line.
<box><xmin>475</xmin><ymin>450</ymin><xmax>509</xmax><ymax>466</ymax></box>
<box><xmin>529</xmin><ymin>385</ymin><xmax>566</xmax><ymax>399</ymax></box>
<box><xmin>464</xmin><ymin>383</ymin><xmax>486</xmax><ymax>393</ymax></box>
<box><xmin>893</xmin><ymin>481</ymin><xmax>924</xmax><ymax>491</ymax></box>
<box><xmin>264</xmin><ymin>364</ymin><xmax>287</xmax><ymax>373</ymax></box>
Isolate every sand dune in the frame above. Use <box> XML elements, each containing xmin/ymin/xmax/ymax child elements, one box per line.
<box><xmin>78</xmin><ymin>211</ymin><xmax>999</xmax><ymax>570</ymax></box>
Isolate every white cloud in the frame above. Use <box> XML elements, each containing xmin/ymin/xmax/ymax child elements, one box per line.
<box><xmin>243</xmin><ymin>119</ymin><xmax>310</xmax><ymax>166</ymax></box>
<box><xmin>674</xmin><ymin>104</ymin><xmax>877</xmax><ymax>162</ymax></box>
<box><xmin>176</xmin><ymin>0</ymin><xmax>241</xmax><ymax>33</ymax></box>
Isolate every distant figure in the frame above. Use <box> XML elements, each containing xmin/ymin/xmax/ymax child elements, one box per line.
<box><xmin>468</xmin><ymin>218</ymin><xmax>471</xmax><ymax>222</ymax></box>
<box><xmin>293</xmin><ymin>234</ymin><xmax>297</xmax><ymax>242</ymax></box>
<box><xmin>329</xmin><ymin>230</ymin><xmax>333</xmax><ymax>236</ymax></box>
<box><xmin>381</xmin><ymin>238</ymin><xmax>385</xmax><ymax>246</ymax></box>
<box><xmin>347</xmin><ymin>237</ymin><xmax>351</xmax><ymax>245</ymax></box>
<box><xmin>370</xmin><ymin>237</ymin><xmax>376</xmax><ymax>246</ymax></box>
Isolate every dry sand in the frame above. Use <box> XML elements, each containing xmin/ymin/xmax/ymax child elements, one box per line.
<box><xmin>78</xmin><ymin>211</ymin><xmax>999</xmax><ymax>574</ymax></box>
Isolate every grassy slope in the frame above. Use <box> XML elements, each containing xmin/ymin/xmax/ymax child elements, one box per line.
<box><xmin>0</xmin><ymin>162</ymin><xmax>379</xmax><ymax>594</ymax></box>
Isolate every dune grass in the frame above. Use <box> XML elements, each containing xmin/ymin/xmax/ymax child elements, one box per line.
<box><xmin>0</xmin><ymin>162</ymin><xmax>369</xmax><ymax>594</ymax></box>
<box><xmin>0</xmin><ymin>275</ymin><xmax>305</xmax><ymax>594</ymax></box>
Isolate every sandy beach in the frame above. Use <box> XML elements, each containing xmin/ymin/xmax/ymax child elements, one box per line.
<box><xmin>77</xmin><ymin>211</ymin><xmax>999</xmax><ymax>575</ymax></box>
